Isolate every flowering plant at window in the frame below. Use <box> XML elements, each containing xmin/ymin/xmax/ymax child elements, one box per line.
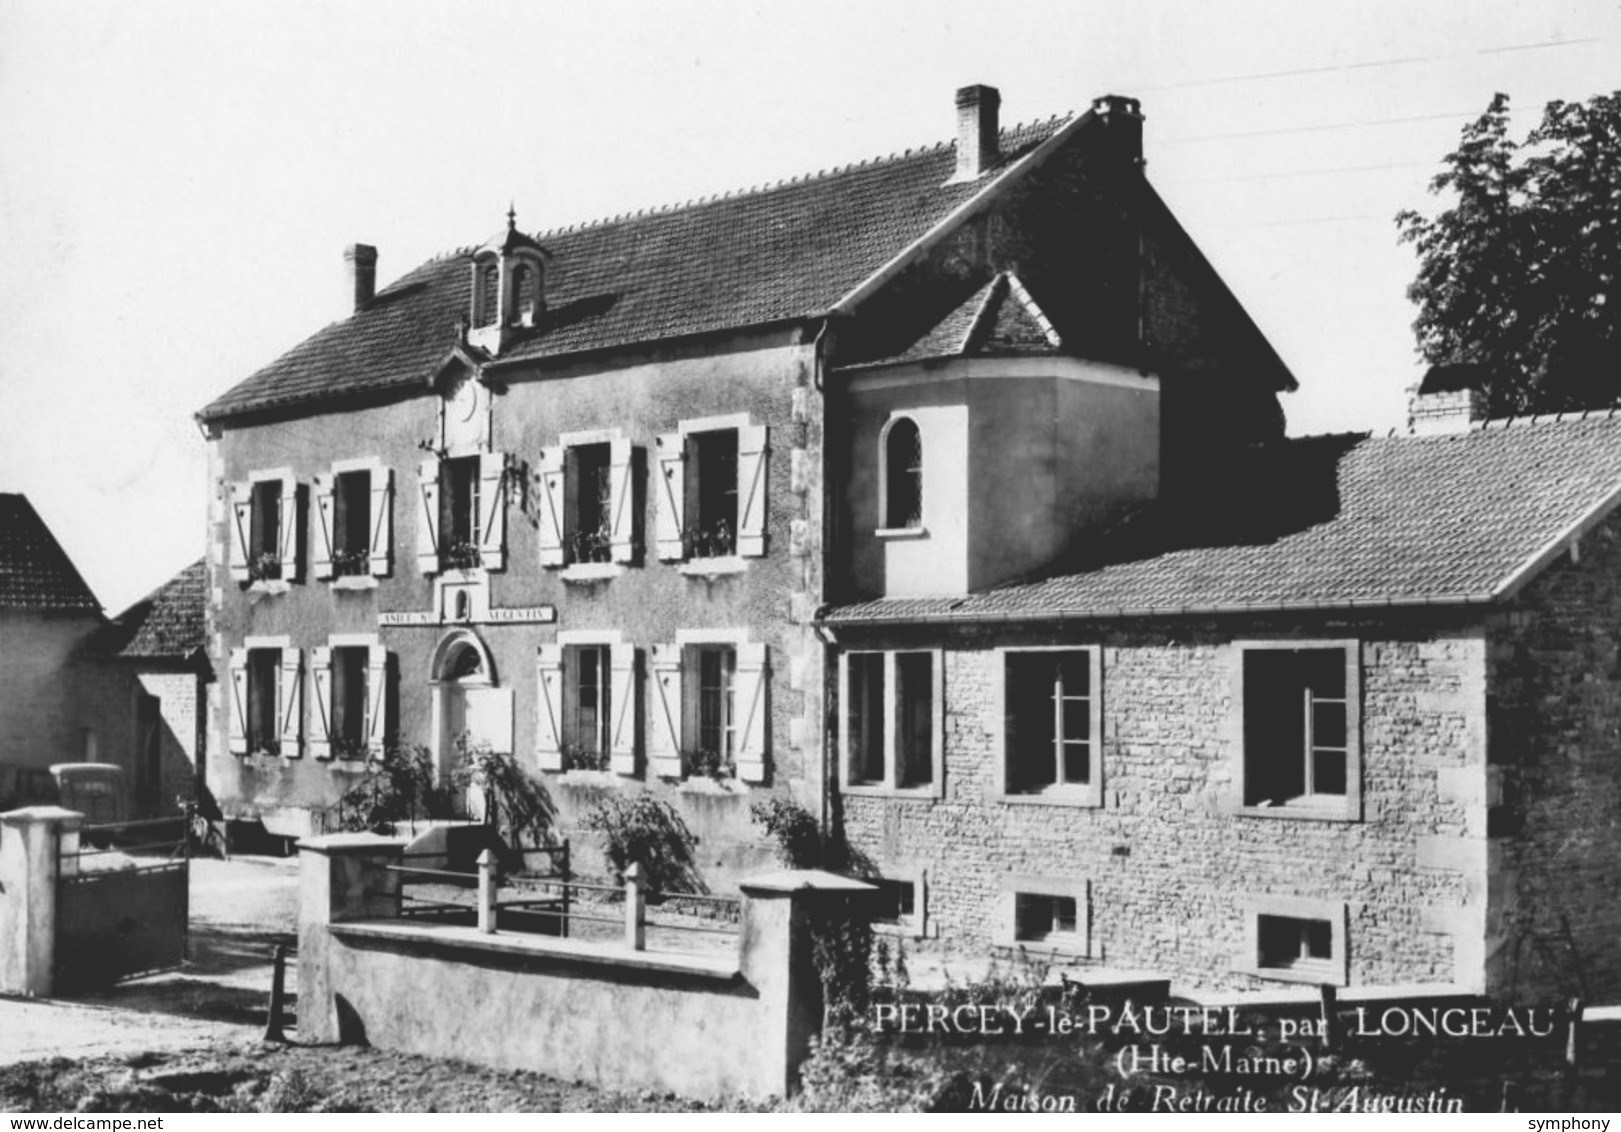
<box><xmin>332</xmin><ymin>548</ymin><xmax>370</xmax><ymax>577</ymax></box>
<box><xmin>248</xmin><ymin>551</ymin><xmax>283</xmax><ymax>583</ymax></box>
<box><xmin>566</xmin><ymin>523</ymin><xmax>614</xmax><ymax>565</ymax></box>
<box><xmin>681</xmin><ymin>747</ymin><xmax>735</xmax><ymax>783</ymax></box>
<box><xmin>443</xmin><ymin>539</ymin><xmax>482</xmax><ymax>570</ymax></box>
<box><xmin>686</xmin><ymin>518</ymin><xmax>734</xmax><ymax>559</ymax></box>
<box><xmin>561</xmin><ymin>742</ymin><xmax>611</xmax><ymax>773</ymax></box>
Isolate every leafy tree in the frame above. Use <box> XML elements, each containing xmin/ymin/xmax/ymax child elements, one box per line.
<box><xmin>1397</xmin><ymin>92</ymin><xmax>1620</xmax><ymax>414</ymax></box>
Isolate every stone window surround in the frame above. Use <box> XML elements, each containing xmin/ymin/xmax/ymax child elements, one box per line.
<box><xmin>1227</xmin><ymin>638</ymin><xmax>1364</xmax><ymax>823</ymax></box>
<box><xmin>994</xmin><ymin>873</ymin><xmax>1091</xmax><ymax>958</ymax></box>
<box><xmin>838</xmin><ymin>648</ymin><xmax>945</xmax><ymax>801</ymax></box>
<box><xmin>544</xmin><ymin>629</ymin><xmax>632</xmax><ymax>777</ymax></box>
<box><xmin>871</xmin><ymin>867</ymin><xmax>930</xmax><ymax>939</ymax></box>
<box><xmin>1234</xmin><ymin>893</ymin><xmax>1349</xmax><ymax>987</ymax></box>
<box><xmin>318</xmin><ymin>456</ymin><xmax>391</xmax><ymax>590</ymax></box>
<box><xmin>994</xmin><ymin>645</ymin><xmax>1104</xmax><ymax>808</ymax></box>
<box><xmin>233</xmin><ymin>466</ymin><xmax>297</xmax><ymax>594</ymax></box>
<box><xmin>546</xmin><ymin>427</ymin><xmax>633</xmax><ymax>582</ymax></box>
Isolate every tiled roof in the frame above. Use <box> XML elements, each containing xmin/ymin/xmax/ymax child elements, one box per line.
<box><xmin>0</xmin><ymin>494</ymin><xmax>101</xmax><ymax>613</ymax></box>
<box><xmin>826</xmin><ymin>413</ymin><xmax>1621</xmax><ymax>624</ymax></box>
<box><xmin>854</xmin><ymin>272</ymin><xmax>1063</xmax><ymax>368</ymax></box>
<box><xmin>99</xmin><ymin>559</ymin><xmax>207</xmax><ymax>660</ymax></box>
<box><xmin>199</xmin><ymin>116</ymin><xmax>1082</xmax><ymax>423</ymax></box>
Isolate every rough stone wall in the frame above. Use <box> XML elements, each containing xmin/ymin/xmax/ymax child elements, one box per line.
<box><xmin>1487</xmin><ymin>512</ymin><xmax>1621</xmax><ymax>1002</ymax></box>
<box><xmin>838</xmin><ymin>617</ymin><xmax>1486</xmax><ymax>991</ymax></box>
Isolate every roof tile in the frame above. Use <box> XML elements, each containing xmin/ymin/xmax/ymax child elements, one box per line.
<box><xmin>0</xmin><ymin>494</ymin><xmax>101</xmax><ymax>613</ymax></box>
<box><xmin>826</xmin><ymin>415</ymin><xmax>1621</xmax><ymax>624</ymax></box>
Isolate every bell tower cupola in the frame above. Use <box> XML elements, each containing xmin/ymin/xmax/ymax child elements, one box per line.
<box><xmin>468</xmin><ymin>205</ymin><xmax>546</xmax><ymax>355</ymax></box>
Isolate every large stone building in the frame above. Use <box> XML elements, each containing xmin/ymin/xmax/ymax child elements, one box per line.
<box><xmin>194</xmin><ymin>84</ymin><xmax>1620</xmax><ymax>997</ymax></box>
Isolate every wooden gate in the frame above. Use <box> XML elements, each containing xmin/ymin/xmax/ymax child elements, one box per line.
<box><xmin>54</xmin><ymin>819</ymin><xmax>190</xmax><ymax>991</ymax></box>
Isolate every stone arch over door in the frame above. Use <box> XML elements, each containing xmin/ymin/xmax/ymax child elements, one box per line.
<box><xmin>428</xmin><ymin>630</ymin><xmax>511</xmax><ymax>795</ymax></box>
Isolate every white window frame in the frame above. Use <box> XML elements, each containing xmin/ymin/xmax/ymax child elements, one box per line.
<box><xmin>1236</xmin><ymin>895</ymin><xmax>1349</xmax><ymax>986</ymax></box>
<box><xmin>838</xmin><ymin>648</ymin><xmax>944</xmax><ymax>799</ymax></box>
<box><xmin>871</xmin><ymin>869</ymin><xmax>930</xmax><ymax>939</ymax></box>
<box><xmin>310</xmin><ymin>632</ymin><xmax>389</xmax><ymax>761</ymax></box>
<box><xmin>995</xmin><ymin>874</ymin><xmax>1090</xmax><ymax>958</ymax></box>
<box><xmin>315</xmin><ymin>456</ymin><xmax>393</xmax><ymax>587</ymax></box>
<box><xmin>995</xmin><ymin>646</ymin><xmax>1103</xmax><ymax>807</ymax></box>
<box><xmin>656</xmin><ymin>412</ymin><xmax>768</xmax><ymax>572</ymax></box>
<box><xmin>537</xmin><ymin>630</ymin><xmax>637</xmax><ymax>776</ymax></box>
<box><xmin>876</xmin><ymin>413</ymin><xmax>927</xmax><ymax>538</ymax></box>
<box><xmin>1229</xmin><ymin>639</ymin><xmax>1362</xmax><ymax>822</ymax></box>
<box><xmin>644</xmin><ymin>629</ymin><xmax>768</xmax><ymax>784</ymax></box>
<box><xmin>231</xmin><ymin>634</ymin><xmax>298</xmax><ymax>758</ymax></box>
<box><xmin>539</xmin><ymin>428</ymin><xmax>637</xmax><ymax>577</ymax></box>
<box><xmin>229</xmin><ymin>467</ymin><xmax>299</xmax><ymax>591</ymax></box>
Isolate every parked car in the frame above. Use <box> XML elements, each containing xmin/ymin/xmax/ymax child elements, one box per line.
<box><xmin>0</xmin><ymin>763</ymin><xmax>60</xmax><ymax>812</ymax></box>
<box><xmin>50</xmin><ymin>763</ymin><xmax>126</xmax><ymax>825</ymax></box>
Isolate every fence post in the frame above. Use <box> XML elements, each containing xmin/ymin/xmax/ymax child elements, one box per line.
<box><xmin>477</xmin><ymin>849</ymin><xmax>498</xmax><ymax>935</ymax></box>
<box><xmin>1318</xmin><ymin>984</ymin><xmax>1339</xmax><ymax>1051</ymax></box>
<box><xmin>264</xmin><ymin>943</ymin><xmax>290</xmax><ymax>1042</ymax></box>
<box><xmin>624</xmin><ymin>862</ymin><xmax>645</xmax><ymax>951</ymax></box>
<box><xmin>1565</xmin><ymin>996</ymin><xmax>1585</xmax><ymax>1070</ymax></box>
<box><xmin>560</xmin><ymin>839</ymin><xmax>571</xmax><ymax>940</ymax></box>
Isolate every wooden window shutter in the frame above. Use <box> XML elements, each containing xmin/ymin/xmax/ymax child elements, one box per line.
<box><xmin>228</xmin><ymin>647</ymin><xmax>249</xmax><ymax>754</ymax></box>
<box><xmin>478</xmin><ymin>452</ymin><xmax>507</xmax><ymax>570</ymax></box>
<box><xmin>417</xmin><ymin>457</ymin><xmax>441</xmax><ymax>574</ymax></box>
<box><xmin>312</xmin><ymin>475</ymin><xmax>335</xmax><ymax>581</ymax></box>
<box><xmin>369</xmin><ymin>468</ymin><xmax>393</xmax><ymax>577</ymax></box>
<box><xmin>309</xmin><ymin>646</ymin><xmax>333</xmax><ymax>760</ymax></box>
<box><xmin>654</xmin><ymin>433</ymin><xmax>685</xmax><ymax>560</ymax></box>
<box><xmin>278</xmin><ymin>646</ymin><xmax>303</xmax><ymax>758</ymax></box>
<box><xmin>736</xmin><ymin>424</ymin><xmax>768</xmax><ymax>557</ymax></box>
<box><xmin>536</xmin><ymin>446</ymin><xmax>565</xmax><ymax>567</ymax></box>
<box><xmin>535</xmin><ymin>643</ymin><xmax>565</xmax><ymax>771</ymax></box>
<box><xmin>229</xmin><ymin>483</ymin><xmax>252</xmax><ymax>583</ymax></box>
<box><xmin>647</xmin><ymin>643</ymin><xmax>683</xmax><ymax>777</ymax></box>
<box><xmin>734</xmin><ymin>642</ymin><xmax>769</xmax><ymax>782</ymax></box>
<box><xmin>366</xmin><ymin>644</ymin><xmax>389</xmax><ymax>757</ymax></box>
<box><xmin>609</xmin><ymin>438</ymin><xmax>635</xmax><ymax>563</ymax></box>
<box><xmin>278</xmin><ymin>480</ymin><xmax>300</xmax><ymax>582</ymax></box>
<box><xmin>609</xmin><ymin>642</ymin><xmax>638</xmax><ymax>775</ymax></box>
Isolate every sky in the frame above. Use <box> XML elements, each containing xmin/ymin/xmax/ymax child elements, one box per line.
<box><xmin>0</xmin><ymin>0</ymin><xmax>1616</xmax><ymax>613</ymax></box>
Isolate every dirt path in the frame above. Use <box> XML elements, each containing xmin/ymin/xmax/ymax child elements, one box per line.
<box><xmin>1</xmin><ymin>855</ymin><xmax>298</xmax><ymax>1066</ymax></box>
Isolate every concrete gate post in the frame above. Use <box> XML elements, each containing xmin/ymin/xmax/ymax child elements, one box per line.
<box><xmin>0</xmin><ymin>806</ymin><xmax>85</xmax><ymax>996</ymax></box>
<box><xmin>297</xmin><ymin>832</ymin><xmax>406</xmax><ymax>1043</ymax></box>
<box><xmin>738</xmin><ymin>869</ymin><xmax>876</xmax><ymax>1097</ymax></box>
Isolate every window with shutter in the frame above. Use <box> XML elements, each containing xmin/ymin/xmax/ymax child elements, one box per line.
<box><xmin>661</xmin><ymin>416</ymin><xmax>767</xmax><ymax>566</ymax></box>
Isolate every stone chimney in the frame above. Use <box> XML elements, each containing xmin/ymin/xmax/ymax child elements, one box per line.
<box><xmin>344</xmin><ymin>244</ymin><xmax>378</xmax><ymax>312</ymax></box>
<box><xmin>1408</xmin><ymin>364</ymin><xmax>1490</xmax><ymax>435</ymax></box>
<box><xmin>953</xmin><ymin>84</ymin><xmax>1001</xmax><ymax>181</ymax></box>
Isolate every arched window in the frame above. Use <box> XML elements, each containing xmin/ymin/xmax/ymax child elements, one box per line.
<box><xmin>513</xmin><ymin>264</ymin><xmax>537</xmax><ymax>323</ymax></box>
<box><xmin>884</xmin><ymin>417</ymin><xmax>923</xmax><ymax>529</ymax></box>
<box><xmin>474</xmin><ymin>262</ymin><xmax>499</xmax><ymax>328</ymax></box>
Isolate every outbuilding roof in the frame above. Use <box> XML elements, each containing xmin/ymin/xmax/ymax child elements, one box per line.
<box><xmin>825</xmin><ymin>412</ymin><xmax>1621</xmax><ymax>625</ymax></box>
<box><xmin>0</xmin><ymin>494</ymin><xmax>101</xmax><ymax>614</ymax></box>
<box><xmin>99</xmin><ymin>559</ymin><xmax>207</xmax><ymax>661</ymax></box>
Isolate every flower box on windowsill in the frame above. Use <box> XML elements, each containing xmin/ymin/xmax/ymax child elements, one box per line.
<box><xmin>874</xmin><ymin>526</ymin><xmax>929</xmax><ymax>540</ymax></box>
<box><xmin>678</xmin><ymin>555</ymin><xmax>748</xmax><ymax>578</ymax></box>
<box><xmin>248</xmin><ymin>579</ymin><xmax>291</xmax><ymax>596</ymax></box>
<box><xmin>333</xmin><ymin>575</ymin><xmax>379</xmax><ymax>591</ymax></box>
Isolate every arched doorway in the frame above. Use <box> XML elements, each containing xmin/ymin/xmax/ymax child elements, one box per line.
<box><xmin>428</xmin><ymin>630</ymin><xmax>510</xmax><ymax>814</ymax></box>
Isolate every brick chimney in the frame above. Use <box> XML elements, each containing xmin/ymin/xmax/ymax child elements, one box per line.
<box><xmin>1408</xmin><ymin>364</ymin><xmax>1490</xmax><ymax>435</ymax></box>
<box><xmin>344</xmin><ymin>244</ymin><xmax>378</xmax><ymax>312</ymax></box>
<box><xmin>953</xmin><ymin>84</ymin><xmax>1001</xmax><ymax>181</ymax></box>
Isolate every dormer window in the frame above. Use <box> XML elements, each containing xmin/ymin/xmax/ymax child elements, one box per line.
<box><xmin>474</xmin><ymin>261</ymin><xmax>500</xmax><ymax>329</ymax></box>
<box><xmin>466</xmin><ymin>207</ymin><xmax>547</xmax><ymax>355</ymax></box>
